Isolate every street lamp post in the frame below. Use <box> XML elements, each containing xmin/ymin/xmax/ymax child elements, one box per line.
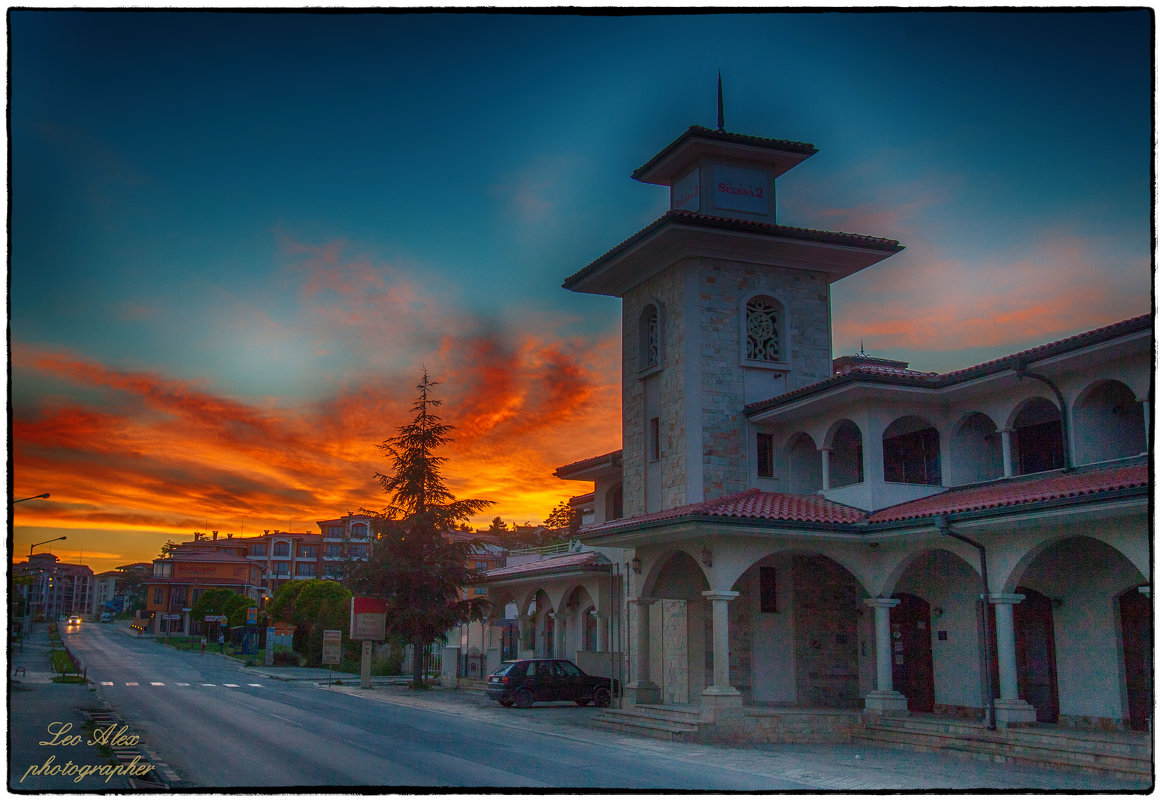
<box><xmin>26</xmin><ymin>535</ymin><xmax>67</xmax><ymax>628</ymax></box>
<box><xmin>14</xmin><ymin>492</ymin><xmax>51</xmax><ymax>504</ymax></box>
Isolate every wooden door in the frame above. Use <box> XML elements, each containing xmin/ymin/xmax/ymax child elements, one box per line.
<box><xmin>1119</xmin><ymin>587</ymin><xmax>1151</xmax><ymax>731</ymax></box>
<box><xmin>1014</xmin><ymin>587</ymin><xmax>1059</xmax><ymax>723</ymax></box>
<box><xmin>890</xmin><ymin>593</ymin><xmax>935</xmax><ymax>713</ymax></box>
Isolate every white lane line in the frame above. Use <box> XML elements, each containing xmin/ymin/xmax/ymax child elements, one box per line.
<box><xmin>270</xmin><ymin>713</ymin><xmax>302</xmax><ymax>727</ymax></box>
<box><xmin>223</xmin><ymin>683</ymin><xmax>239</xmax><ymax>687</ymax></box>
<box><xmin>200</xmin><ymin>683</ymin><xmax>215</xmax><ymax>686</ymax></box>
<box><xmin>150</xmin><ymin>682</ymin><xmax>165</xmax><ymax>686</ymax></box>
<box><xmin>125</xmin><ymin>682</ymin><xmax>139</xmax><ymax>686</ymax></box>
<box><xmin>100</xmin><ymin>681</ymin><xmax>114</xmax><ymax>686</ymax></box>
<box><xmin>176</xmin><ymin>682</ymin><xmax>190</xmax><ymax>686</ymax></box>
<box><xmin>247</xmin><ymin>683</ymin><xmax>262</xmax><ymax>687</ymax></box>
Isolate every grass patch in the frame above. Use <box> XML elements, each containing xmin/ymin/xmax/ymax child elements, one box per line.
<box><xmin>51</xmin><ymin>649</ymin><xmax>77</xmax><ymax>674</ymax></box>
<box><xmin>52</xmin><ymin>675</ymin><xmax>88</xmax><ymax>684</ymax></box>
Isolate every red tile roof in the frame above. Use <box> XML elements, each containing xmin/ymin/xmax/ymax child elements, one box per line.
<box><xmin>632</xmin><ymin>125</ymin><xmax>819</xmax><ymax>181</ymax></box>
<box><xmin>747</xmin><ymin>314</ymin><xmax>1151</xmax><ymax>417</ymax></box>
<box><xmin>555</xmin><ymin>449</ymin><xmax>622</xmax><ymax>478</ymax></box>
<box><xmin>867</xmin><ymin>463</ymin><xmax>1149</xmax><ymax>523</ymax></box>
<box><xmin>563</xmin><ymin>211</ymin><xmax>903</xmax><ymax>291</ymax></box>
<box><xmin>585</xmin><ymin>488</ymin><xmax>867</xmax><ymax>534</ymax></box>
<box><xmin>482</xmin><ymin>551</ymin><xmax>606</xmax><ymax>580</ymax></box>
<box><xmin>579</xmin><ymin>463</ymin><xmax>1147</xmax><ymax>537</ymax></box>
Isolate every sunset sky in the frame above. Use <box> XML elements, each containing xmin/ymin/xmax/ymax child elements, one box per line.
<box><xmin>10</xmin><ymin>10</ymin><xmax>1152</xmax><ymax>573</ymax></box>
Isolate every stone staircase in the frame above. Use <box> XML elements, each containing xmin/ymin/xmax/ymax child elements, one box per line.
<box><xmin>593</xmin><ymin>704</ymin><xmax>712</xmax><ymax>742</ymax></box>
<box><xmin>856</xmin><ymin>715</ymin><xmax>1152</xmax><ymax>780</ymax></box>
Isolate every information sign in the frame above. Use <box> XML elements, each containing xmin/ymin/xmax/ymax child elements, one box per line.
<box><xmin>246</xmin><ymin>607</ymin><xmax>257</xmax><ymax>625</ymax></box>
<box><xmin>322</xmin><ymin>629</ymin><xmax>342</xmax><ymax>666</ymax></box>
<box><xmin>350</xmin><ymin>597</ymin><xmax>387</xmax><ymax>641</ymax></box>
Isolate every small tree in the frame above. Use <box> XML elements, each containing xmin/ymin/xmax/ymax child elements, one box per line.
<box><xmin>541</xmin><ymin>501</ymin><xmax>581</xmax><ymax>543</ymax></box>
<box><xmin>348</xmin><ymin>370</ymin><xmax>493</xmax><ymax>687</ymax></box>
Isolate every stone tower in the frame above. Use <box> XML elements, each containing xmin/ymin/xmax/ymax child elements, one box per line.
<box><xmin>564</xmin><ymin>124</ymin><xmax>902</xmax><ymax>517</ymax></box>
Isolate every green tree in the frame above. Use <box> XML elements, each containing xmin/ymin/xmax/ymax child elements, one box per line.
<box><xmin>541</xmin><ymin>501</ymin><xmax>580</xmax><ymax>544</ymax></box>
<box><xmin>348</xmin><ymin>370</ymin><xmax>493</xmax><ymax>688</ymax></box>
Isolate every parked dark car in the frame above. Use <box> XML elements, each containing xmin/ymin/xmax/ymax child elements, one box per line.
<box><xmin>486</xmin><ymin>658</ymin><xmax>619</xmax><ymax>709</ymax></box>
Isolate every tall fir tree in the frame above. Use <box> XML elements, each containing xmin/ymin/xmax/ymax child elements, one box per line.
<box><xmin>349</xmin><ymin>370</ymin><xmax>493</xmax><ymax>687</ymax></box>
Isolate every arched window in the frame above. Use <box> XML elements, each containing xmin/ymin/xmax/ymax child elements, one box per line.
<box><xmin>639</xmin><ymin>303</ymin><xmax>661</xmax><ymax>371</ymax></box>
<box><xmin>829</xmin><ymin>420</ymin><xmax>864</xmax><ymax>488</ymax></box>
<box><xmin>604</xmin><ymin>483</ymin><xmax>623</xmax><ymax>521</ymax></box>
<box><xmin>1012</xmin><ymin>397</ymin><xmax>1064</xmax><ymax>475</ymax></box>
<box><xmin>883</xmin><ymin>416</ymin><xmax>942</xmax><ymax>486</ymax></box>
<box><xmin>1072</xmin><ymin>380</ymin><xmax>1146</xmax><ymax>464</ymax></box>
<box><xmin>744</xmin><ymin>295</ymin><xmax>785</xmax><ymax>365</ymax></box>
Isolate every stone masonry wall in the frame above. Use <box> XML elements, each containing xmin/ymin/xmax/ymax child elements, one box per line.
<box><xmin>621</xmin><ymin>263</ymin><xmax>689</xmax><ymax>516</ymax></box>
<box><xmin>697</xmin><ymin>260</ymin><xmax>832</xmax><ymax>500</ymax></box>
<box><xmin>791</xmin><ymin>555</ymin><xmax>862</xmax><ymax>709</ymax></box>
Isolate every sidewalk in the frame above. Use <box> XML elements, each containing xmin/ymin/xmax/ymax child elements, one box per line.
<box><xmin>8</xmin><ymin>624</ymin><xmax>136</xmax><ymax>791</ymax></box>
<box><xmin>319</xmin><ymin>682</ymin><xmax>1151</xmax><ymax>792</ymax></box>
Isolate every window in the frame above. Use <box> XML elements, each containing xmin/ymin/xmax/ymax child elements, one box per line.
<box><xmin>882</xmin><ymin>419</ymin><xmax>941</xmax><ymax>485</ymax></box>
<box><xmin>649</xmin><ymin>417</ymin><xmax>660</xmax><ymax>462</ymax></box>
<box><xmin>299</xmin><ymin>545</ymin><xmax>315</xmax><ymax>558</ymax></box>
<box><xmin>639</xmin><ymin>303</ymin><xmax>661</xmax><ymax>371</ymax></box>
<box><xmin>760</xmin><ymin>567</ymin><xmax>778</xmax><ymax>613</ymax></box>
<box><xmin>273</xmin><ymin>562</ymin><xmax>290</xmax><ymax>576</ymax></box>
<box><xmin>474</xmin><ymin>587</ymin><xmax>487</xmax><ymax>595</ymax></box>
<box><xmin>296</xmin><ymin>563</ymin><xmax>315</xmax><ymax>577</ymax></box>
<box><xmin>250</xmin><ymin>544</ymin><xmax>266</xmax><ymax>557</ymax></box>
<box><xmin>326</xmin><ymin>544</ymin><xmax>344</xmax><ymax>558</ymax></box>
<box><xmin>475</xmin><ymin>561</ymin><xmax>488</xmax><ymax>570</ymax></box>
<box><xmin>324</xmin><ymin>525</ymin><xmax>343</xmax><ymax>538</ymax></box>
<box><xmin>757</xmin><ymin>432</ymin><xmax>774</xmax><ymax>478</ymax></box>
<box><xmin>153</xmin><ymin>588</ymin><xmax>165</xmax><ymax>604</ymax></box>
<box><xmin>349</xmin><ymin>544</ymin><xmax>367</xmax><ymax>558</ymax></box>
<box><xmin>273</xmin><ymin>542</ymin><xmax>290</xmax><ymax>557</ymax></box>
<box><xmin>351</xmin><ymin>524</ymin><xmax>369</xmax><ymax>540</ymax></box>
<box><xmin>745</xmin><ymin>295</ymin><xmax>783</xmax><ymax>363</ymax></box>
<box><xmin>171</xmin><ymin>587</ymin><xmax>187</xmax><ymax>606</ymax></box>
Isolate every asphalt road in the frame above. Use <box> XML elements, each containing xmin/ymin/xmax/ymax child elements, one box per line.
<box><xmin>64</xmin><ymin>624</ymin><xmax>810</xmax><ymax>790</ymax></box>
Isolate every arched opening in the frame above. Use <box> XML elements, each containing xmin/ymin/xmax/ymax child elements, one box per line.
<box><xmin>1118</xmin><ymin>587</ymin><xmax>1151</xmax><ymax>731</ymax></box>
<box><xmin>604</xmin><ymin>483</ymin><xmax>623</xmax><ymax>521</ymax></box>
<box><xmin>744</xmin><ymin>294</ymin><xmax>786</xmax><ymax>364</ymax></box>
<box><xmin>883</xmin><ymin>415</ymin><xmax>942</xmax><ymax>485</ymax></box>
<box><xmin>639</xmin><ymin>303</ymin><xmax>661</xmax><ymax>371</ymax></box>
<box><xmin>1008</xmin><ymin>536</ymin><xmax>1147</xmax><ymax>728</ymax></box>
<box><xmin>1012</xmin><ymin>397</ymin><xmax>1064</xmax><ymax>475</ymax></box>
<box><xmin>891</xmin><ymin>593</ymin><xmax>935</xmax><ymax>713</ymax></box>
<box><xmin>785</xmin><ymin>432</ymin><xmax>822</xmax><ymax>494</ymax></box>
<box><xmin>950</xmin><ymin>412</ymin><xmax>1003</xmax><ymax>485</ymax></box>
<box><xmin>582</xmin><ymin>606</ymin><xmax>598</xmax><ymax>652</ymax></box>
<box><xmin>1073</xmin><ymin>380</ymin><xmax>1146</xmax><ymax>464</ymax></box>
<box><xmin>828</xmin><ymin>420</ymin><xmax>864</xmax><ymax>488</ymax></box>
<box><xmin>645</xmin><ymin>551</ymin><xmax>711</xmax><ymax>704</ymax></box>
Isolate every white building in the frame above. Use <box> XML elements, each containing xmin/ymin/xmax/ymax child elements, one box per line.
<box><xmin>477</xmin><ymin>121</ymin><xmax>1150</xmax><ymax>745</ymax></box>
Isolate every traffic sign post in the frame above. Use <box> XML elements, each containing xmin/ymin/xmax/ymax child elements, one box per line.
<box><xmin>350</xmin><ymin>598</ymin><xmax>387</xmax><ymax>689</ymax></box>
<box><xmin>322</xmin><ymin>629</ymin><xmax>342</xmax><ymax>685</ymax></box>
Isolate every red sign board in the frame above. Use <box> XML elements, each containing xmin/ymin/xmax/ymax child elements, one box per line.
<box><xmin>350</xmin><ymin>597</ymin><xmax>387</xmax><ymax>641</ymax></box>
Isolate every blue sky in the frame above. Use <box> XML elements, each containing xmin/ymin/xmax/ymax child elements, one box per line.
<box><xmin>10</xmin><ymin>9</ymin><xmax>1152</xmax><ymax>571</ymax></box>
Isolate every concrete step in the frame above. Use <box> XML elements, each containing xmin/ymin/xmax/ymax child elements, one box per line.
<box><xmin>627</xmin><ymin>704</ymin><xmax>711</xmax><ymax>724</ymax></box>
<box><xmin>857</xmin><ymin>723</ymin><xmax>1151</xmax><ymax>779</ymax></box>
<box><xmin>593</xmin><ymin>708</ymin><xmax>703</xmax><ymax>742</ymax></box>
<box><xmin>869</xmin><ymin>717</ymin><xmax>1151</xmax><ymax>759</ymax></box>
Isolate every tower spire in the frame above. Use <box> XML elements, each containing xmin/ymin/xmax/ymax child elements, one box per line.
<box><xmin>717</xmin><ymin>72</ymin><xmax>725</xmax><ymax>132</ymax></box>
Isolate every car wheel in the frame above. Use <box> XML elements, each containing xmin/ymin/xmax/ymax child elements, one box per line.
<box><xmin>498</xmin><ymin>699</ymin><xmax>514</xmax><ymax>708</ymax></box>
<box><xmin>513</xmin><ymin>689</ymin><xmax>534</xmax><ymax>709</ymax></box>
<box><xmin>575</xmin><ymin>699</ymin><xmax>589</xmax><ymax>706</ymax></box>
<box><xmin>592</xmin><ymin>687</ymin><xmax>612</xmax><ymax>707</ymax></box>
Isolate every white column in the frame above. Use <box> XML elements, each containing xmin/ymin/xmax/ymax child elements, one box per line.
<box><xmin>990</xmin><ymin>593</ymin><xmax>1037</xmax><ymax>725</ymax></box>
<box><xmin>819</xmin><ymin>448</ymin><xmax>831</xmax><ymax>491</ymax></box>
<box><xmin>627</xmin><ymin>597</ymin><xmax>660</xmax><ymax>705</ymax></box>
<box><xmin>1000</xmin><ymin>429</ymin><xmax>1014</xmax><ymax>478</ymax></box>
<box><xmin>863</xmin><ymin>598</ymin><xmax>908</xmax><ymax>713</ymax></box>
<box><xmin>701</xmin><ymin>591</ymin><xmax>742</xmax><ymax>704</ymax></box>
<box><xmin>1139</xmin><ymin>398</ymin><xmax>1150</xmax><ymax>451</ymax></box>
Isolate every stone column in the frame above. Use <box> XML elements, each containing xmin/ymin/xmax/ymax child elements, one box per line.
<box><xmin>626</xmin><ymin>597</ymin><xmax>660</xmax><ymax>705</ymax></box>
<box><xmin>990</xmin><ymin>593</ymin><xmax>1037</xmax><ymax>726</ymax></box>
<box><xmin>819</xmin><ymin>448</ymin><xmax>831</xmax><ymax>491</ymax></box>
<box><xmin>863</xmin><ymin>598</ymin><xmax>908</xmax><ymax>714</ymax></box>
<box><xmin>999</xmin><ymin>429</ymin><xmax>1014</xmax><ymax>478</ymax></box>
<box><xmin>701</xmin><ymin>591</ymin><xmax>742</xmax><ymax>708</ymax></box>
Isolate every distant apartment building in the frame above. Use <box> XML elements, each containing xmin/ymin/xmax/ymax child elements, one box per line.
<box><xmin>18</xmin><ymin>553</ymin><xmax>96</xmax><ymax>619</ymax></box>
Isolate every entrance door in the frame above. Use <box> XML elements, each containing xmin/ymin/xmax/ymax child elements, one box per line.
<box><xmin>1014</xmin><ymin>587</ymin><xmax>1059</xmax><ymax>723</ymax></box>
<box><xmin>890</xmin><ymin>593</ymin><xmax>935</xmax><ymax>713</ymax></box>
<box><xmin>1119</xmin><ymin>587</ymin><xmax>1151</xmax><ymax>731</ymax></box>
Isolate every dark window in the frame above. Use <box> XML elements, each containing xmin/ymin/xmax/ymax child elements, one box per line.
<box><xmin>757</xmin><ymin>433</ymin><xmax>774</xmax><ymax>477</ymax></box>
<box><xmin>153</xmin><ymin>588</ymin><xmax>164</xmax><ymax>604</ymax></box>
<box><xmin>273</xmin><ymin>542</ymin><xmax>290</xmax><ymax>556</ymax></box>
<box><xmin>760</xmin><ymin>567</ymin><xmax>778</xmax><ymax>613</ymax></box>
<box><xmin>649</xmin><ymin>417</ymin><xmax>660</xmax><ymax>461</ymax></box>
<box><xmin>883</xmin><ymin>426</ymin><xmax>941</xmax><ymax>485</ymax></box>
<box><xmin>250</xmin><ymin>544</ymin><xmax>266</xmax><ymax>556</ymax></box>
<box><xmin>1016</xmin><ymin>420</ymin><xmax>1065</xmax><ymax>475</ymax></box>
<box><xmin>295</xmin><ymin>563</ymin><xmax>315</xmax><ymax>577</ymax></box>
<box><xmin>299</xmin><ymin>545</ymin><xmax>315</xmax><ymax>558</ymax></box>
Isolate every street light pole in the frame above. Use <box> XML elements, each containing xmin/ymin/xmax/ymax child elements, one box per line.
<box><xmin>14</xmin><ymin>492</ymin><xmax>51</xmax><ymax>504</ymax></box>
<box><xmin>26</xmin><ymin>535</ymin><xmax>67</xmax><ymax>628</ymax></box>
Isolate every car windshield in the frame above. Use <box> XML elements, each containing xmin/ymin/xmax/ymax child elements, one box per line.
<box><xmin>556</xmin><ymin>661</ymin><xmax>583</xmax><ymax>677</ymax></box>
<box><xmin>490</xmin><ymin>662</ymin><xmax>522</xmax><ymax>677</ymax></box>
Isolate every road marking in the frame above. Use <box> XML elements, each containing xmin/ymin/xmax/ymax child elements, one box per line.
<box><xmin>176</xmin><ymin>682</ymin><xmax>190</xmax><ymax>686</ymax></box>
<box><xmin>125</xmin><ymin>682</ymin><xmax>139</xmax><ymax>686</ymax></box>
<box><xmin>270</xmin><ymin>713</ymin><xmax>302</xmax><ymax>727</ymax></box>
<box><xmin>100</xmin><ymin>681</ymin><xmax>114</xmax><ymax>685</ymax></box>
<box><xmin>223</xmin><ymin>683</ymin><xmax>239</xmax><ymax>687</ymax></box>
<box><xmin>150</xmin><ymin>682</ymin><xmax>165</xmax><ymax>686</ymax></box>
<box><xmin>247</xmin><ymin>683</ymin><xmax>262</xmax><ymax>687</ymax></box>
<box><xmin>200</xmin><ymin>683</ymin><xmax>215</xmax><ymax>686</ymax></box>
